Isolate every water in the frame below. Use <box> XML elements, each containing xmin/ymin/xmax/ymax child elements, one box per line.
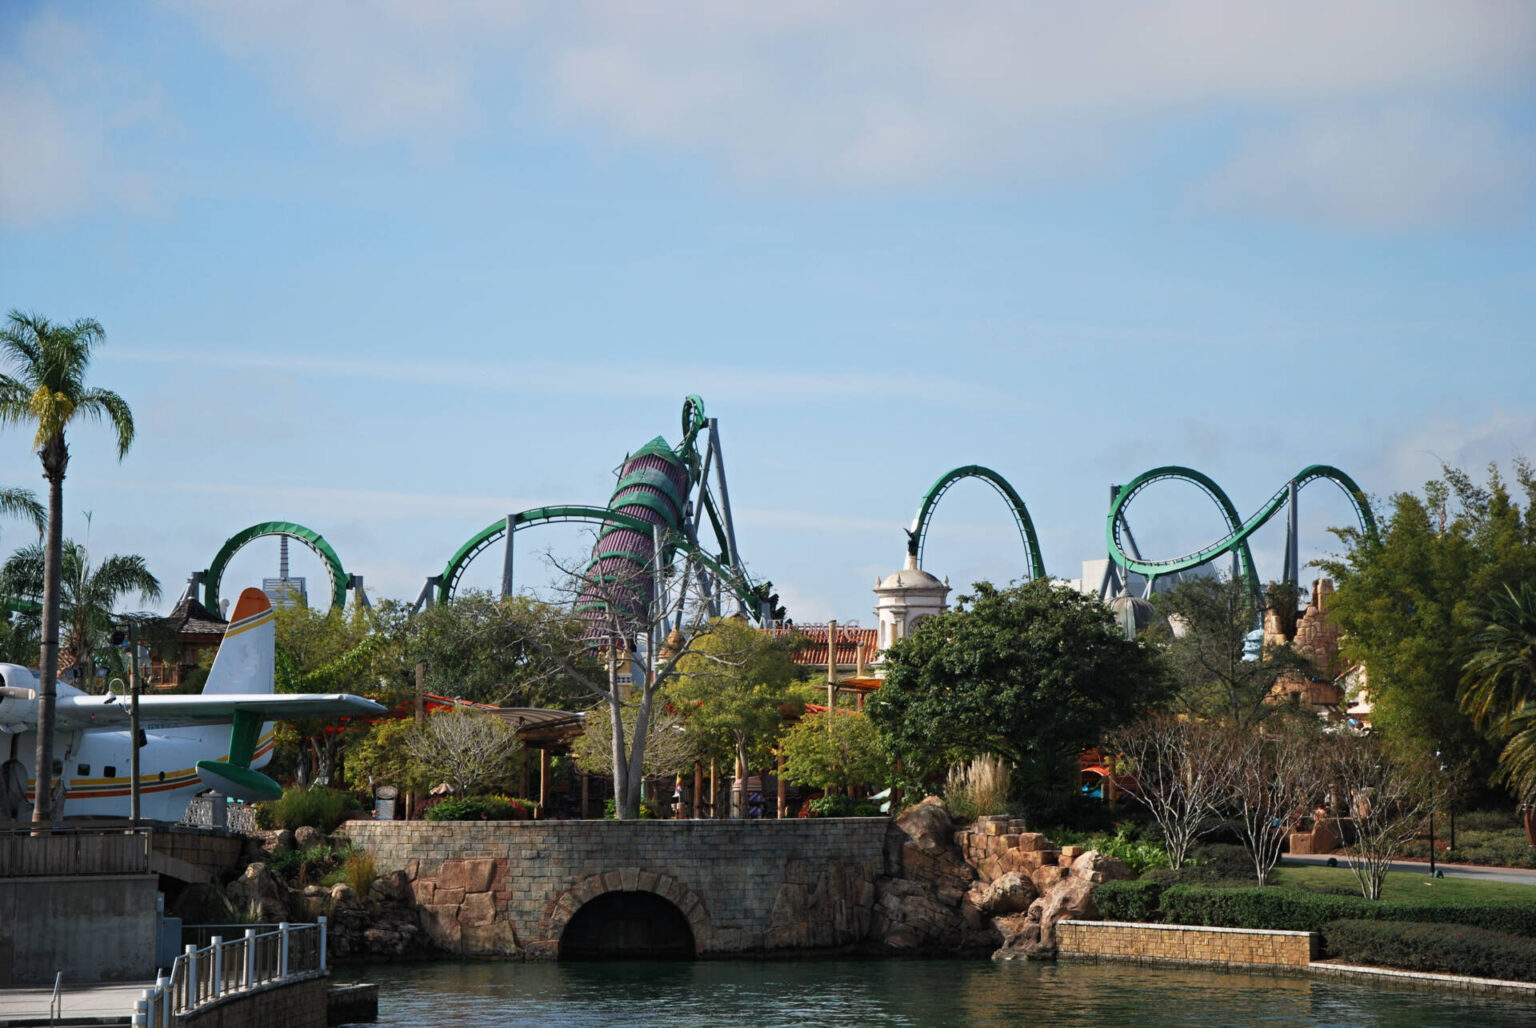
<box><xmin>342</xmin><ymin>959</ymin><xmax>1534</xmax><ymax>1027</ymax></box>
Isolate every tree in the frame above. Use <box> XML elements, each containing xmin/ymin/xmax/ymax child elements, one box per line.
<box><xmin>1328</xmin><ymin>736</ymin><xmax>1436</xmax><ymax>900</ymax></box>
<box><xmin>780</xmin><ymin>709</ymin><xmax>890</xmax><ymax>792</ymax></box>
<box><xmin>1227</xmin><ymin>717</ymin><xmax>1328</xmax><ymax>884</ymax></box>
<box><xmin>869</xmin><ymin>579</ymin><xmax>1171</xmax><ymax>797</ymax></box>
<box><xmin>342</xmin><ymin>717</ymin><xmax>428</xmax><ymax>796</ymax></box>
<box><xmin>408</xmin><ymin>591</ymin><xmax>592</xmax><ymax>709</ymax></box>
<box><xmin>1320</xmin><ymin>462</ymin><xmax>1536</xmax><ymax>787</ymax></box>
<box><xmin>1461</xmin><ymin>580</ymin><xmax>1536</xmax><ymax>805</ymax></box>
<box><xmin>2</xmin><ymin>539</ymin><xmax>160</xmax><ymax>690</ymax></box>
<box><xmin>1108</xmin><ymin>715</ymin><xmax>1233</xmax><ymax>869</ymax></box>
<box><xmin>405</xmin><ymin>705</ymin><xmax>522</xmax><ymax>797</ymax></box>
<box><xmin>666</xmin><ymin>618</ymin><xmax>809</xmax><ymax>816</ymax></box>
<box><xmin>0</xmin><ymin>487</ymin><xmax>43</xmax><ymax>540</ymax></box>
<box><xmin>570</xmin><ymin>701</ymin><xmax>696</xmax><ymax>782</ymax></box>
<box><xmin>0</xmin><ymin>311</ymin><xmax>134</xmax><ymax>823</ymax></box>
<box><xmin>498</xmin><ymin>547</ymin><xmax>737</xmax><ymax>819</ymax></box>
<box><xmin>1154</xmin><ymin>575</ymin><xmax>1311</xmax><ymax>730</ymax></box>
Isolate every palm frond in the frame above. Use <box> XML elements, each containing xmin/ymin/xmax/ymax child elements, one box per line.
<box><xmin>0</xmin><ymin>488</ymin><xmax>44</xmax><ymax>534</ymax></box>
<box><xmin>76</xmin><ymin>388</ymin><xmax>135</xmax><ymax>459</ymax></box>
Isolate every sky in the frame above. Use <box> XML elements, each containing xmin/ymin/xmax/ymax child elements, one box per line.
<box><xmin>1</xmin><ymin>1</ymin><xmax>1534</xmax><ymax>624</ymax></box>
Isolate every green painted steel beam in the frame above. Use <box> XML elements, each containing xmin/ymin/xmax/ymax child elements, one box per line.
<box><xmin>909</xmin><ymin>465</ymin><xmax>1047</xmax><ymax>580</ymax></box>
<box><xmin>204</xmin><ymin>521</ymin><xmax>350</xmax><ymax>611</ymax></box>
<box><xmin>437</xmin><ymin>504</ymin><xmax>758</xmax><ymax>614</ymax></box>
<box><xmin>1105</xmin><ymin>464</ymin><xmax>1375</xmax><ymax>602</ymax></box>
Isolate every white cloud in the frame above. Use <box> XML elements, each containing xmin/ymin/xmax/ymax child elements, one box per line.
<box><xmin>162</xmin><ymin>0</ymin><xmax>1536</xmax><ymax>228</ymax></box>
<box><xmin>0</xmin><ymin>11</ymin><xmax>163</xmax><ymax>227</ymax></box>
<box><xmin>1206</xmin><ymin>107</ymin><xmax>1534</xmax><ymax>230</ymax></box>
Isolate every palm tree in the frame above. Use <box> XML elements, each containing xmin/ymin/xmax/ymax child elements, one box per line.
<box><xmin>0</xmin><ymin>312</ymin><xmax>134</xmax><ymax>822</ymax></box>
<box><xmin>0</xmin><ymin>487</ymin><xmax>44</xmax><ymax>664</ymax></box>
<box><xmin>1461</xmin><ymin>581</ymin><xmax>1536</xmax><ymax>839</ymax></box>
<box><xmin>0</xmin><ymin>488</ymin><xmax>44</xmax><ymax>537</ymax></box>
<box><xmin>2</xmin><ymin>540</ymin><xmax>160</xmax><ymax>690</ymax></box>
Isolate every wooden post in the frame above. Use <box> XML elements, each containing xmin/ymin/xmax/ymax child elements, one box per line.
<box><xmin>414</xmin><ymin>660</ymin><xmax>426</xmax><ymax>725</ymax></box>
<box><xmin>539</xmin><ymin>748</ymin><xmax>550</xmax><ymax>811</ymax></box>
<box><xmin>693</xmin><ymin>761</ymin><xmax>703</xmax><ymax>820</ymax></box>
<box><xmin>581</xmin><ymin>773</ymin><xmax>590</xmax><ymax>819</ymax></box>
<box><xmin>518</xmin><ymin>750</ymin><xmax>528</xmax><ymax>800</ymax></box>
<box><xmin>776</xmin><ymin>747</ymin><xmax>786</xmax><ymax>819</ymax></box>
<box><xmin>709</xmin><ymin>758</ymin><xmax>718</xmax><ymax>819</ymax></box>
<box><xmin>826</xmin><ymin>620</ymin><xmax>838</xmax><ymax>719</ymax></box>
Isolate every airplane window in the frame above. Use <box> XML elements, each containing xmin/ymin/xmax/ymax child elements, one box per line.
<box><xmin>77</xmin><ymin>764</ymin><xmax>89</xmax><ymax>775</ymax></box>
<box><xmin>51</xmin><ymin>759</ymin><xmax>61</xmax><ymax>773</ymax></box>
<box><xmin>104</xmin><ymin>765</ymin><xmax>117</xmax><ymax>777</ymax></box>
<box><xmin>158</xmin><ymin>771</ymin><xmax>165</xmax><ymax>781</ymax></box>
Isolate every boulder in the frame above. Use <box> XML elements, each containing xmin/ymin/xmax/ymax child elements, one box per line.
<box><xmin>372</xmin><ymin>869</ymin><xmax>412</xmax><ymax>904</ymax></box>
<box><xmin>869</xmin><ymin>797</ymin><xmax>995</xmax><ymax>955</ymax></box>
<box><xmin>330</xmin><ymin>883</ymin><xmax>363</xmax><ymax>911</ymax></box>
<box><xmin>1035</xmin><ymin>876</ymin><xmax>1098</xmax><ymax>942</ymax></box>
<box><xmin>969</xmin><ymin>872</ymin><xmax>1038</xmax><ymax>916</ymax></box>
<box><xmin>226</xmin><ymin>862</ymin><xmax>290</xmax><ymax>923</ymax></box>
<box><xmin>293</xmin><ymin>825</ymin><xmax>327</xmax><ymax>850</ymax></box>
<box><xmin>1069</xmin><ymin>850</ymin><xmax>1134</xmax><ymax>884</ymax></box>
<box><xmin>990</xmin><ymin>914</ymin><xmax>1048</xmax><ymax>960</ymax></box>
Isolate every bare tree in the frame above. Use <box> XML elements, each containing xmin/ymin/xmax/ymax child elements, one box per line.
<box><xmin>406</xmin><ymin>706</ymin><xmax>522</xmax><ymax>798</ymax></box>
<box><xmin>1110</xmin><ymin>715</ymin><xmax>1233</xmax><ymax>868</ymax></box>
<box><xmin>1328</xmin><ymin>736</ymin><xmax>1436</xmax><ymax>900</ymax></box>
<box><xmin>507</xmin><ymin>544</ymin><xmax>752</xmax><ymax>819</ymax></box>
<box><xmin>1228</xmin><ymin>718</ymin><xmax>1328</xmax><ymax>885</ymax></box>
<box><xmin>571</xmin><ymin>702</ymin><xmax>696</xmax><ymax>785</ymax></box>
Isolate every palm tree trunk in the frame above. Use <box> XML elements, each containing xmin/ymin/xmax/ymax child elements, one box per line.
<box><xmin>32</xmin><ymin>456</ymin><xmax>65</xmax><ymax>824</ymax></box>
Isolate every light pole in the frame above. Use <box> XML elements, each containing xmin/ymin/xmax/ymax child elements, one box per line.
<box><xmin>115</xmin><ymin>612</ymin><xmax>157</xmax><ymax>825</ymax></box>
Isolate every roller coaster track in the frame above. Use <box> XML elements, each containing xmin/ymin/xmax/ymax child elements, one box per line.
<box><xmin>436</xmin><ymin>505</ymin><xmax>758</xmax><ymax>612</ymax></box>
<box><xmin>908</xmin><ymin>465</ymin><xmax>1047</xmax><ymax>581</ymax></box>
<box><xmin>1106</xmin><ymin>465</ymin><xmax>1376</xmax><ymax>600</ymax></box>
<box><xmin>204</xmin><ymin>522</ymin><xmax>351</xmax><ymax>611</ymax></box>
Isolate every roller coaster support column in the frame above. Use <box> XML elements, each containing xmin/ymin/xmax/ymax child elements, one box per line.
<box><xmin>1283</xmin><ymin>479</ymin><xmax>1299</xmax><ymax>586</ymax></box>
<box><xmin>417</xmin><ymin>576</ymin><xmax>441</xmax><ymax>610</ymax></box>
<box><xmin>653</xmin><ymin>523</ymin><xmax>669</xmax><ymax>637</ymax></box>
<box><xmin>500</xmin><ymin>515</ymin><xmax>516</xmax><ymax>600</ymax></box>
<box><xmin>349</xmin><ymin>574</ymin><xmax>372</xmax><ymax>609</ymax></box>
<box><xmin>707</xmin><ymin>419</ymin><xmax>742</xmax><ymax>578</ymax></box>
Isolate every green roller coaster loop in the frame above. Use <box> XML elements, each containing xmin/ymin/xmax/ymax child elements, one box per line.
<box><xmin>205</xmin><ymin>522</ymin><xmax>350</xmax><ymax>611</ymax></box>
<box><xmin>908</xmin><ymin>465</ymin><xmax>1047</xmax><ymax>581</ymax></box>
<box><xmin>1105</xmin><ymin>465</ymin><xmax>1376</xmax><ymax>601</ymax></box>
<box><xmin>437</xmin><ymin>504</ymin><xmax>758</xmax><ymax>611</ymax></box>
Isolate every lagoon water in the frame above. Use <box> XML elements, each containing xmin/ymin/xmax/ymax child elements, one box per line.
<box><xmin>344</xmin><ymin>958</ymin><xmax>1533</xmax><ymax>1027</ymax></box>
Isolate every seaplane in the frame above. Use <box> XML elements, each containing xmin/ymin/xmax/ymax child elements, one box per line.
<box><xmin>0</xmin><ymin>587</ymin><xmax>385</xmax><ymax>822</ymax></box>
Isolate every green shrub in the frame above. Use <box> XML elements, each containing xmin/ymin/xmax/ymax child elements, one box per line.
<box><xmin>1159</xmin><ymin>885</ymin><xmax>1536</xmax><ymax>938</ymax></box>
<box><xmin>1093</xmin><ymin>879</ymin><xmax>1164</xmax><ymax>922</ymax></box>
<box><xmin>424</xmin><ymin>795</ymin><xmax>533</xmax><ymax>821</ymax></box>
<box><xmin>254</xmin><ymin>786</ymin><xmax>357</xmax><ymax>833</ymax></box>
<box><xmin>804</xmin><ymin>795</ymin><xmax>886</xmax><ymax>818</ymax></box>
<box><xmin>1051</xmin><ymin>823</ymin><xmax>1170</xmax><ymax>875</ymax></box>
<box><xmin>268</xmin><ymin>843</ymin><xmax>337</xmax><ymax>881</ymax></box>
<box><xmin>1189</xmin><ymin>843</ymin><xmax>1254</xmax><ymax>880</ymax></box>
<box><xmin>602</xmin><ymin>799</ymin><xmax>656</xmax><ymax>820</ymax></box>
<box><xmin>1324</xmin><ymin>919</ymin><xmax>1536</xmax><ymax>982</ymax></box>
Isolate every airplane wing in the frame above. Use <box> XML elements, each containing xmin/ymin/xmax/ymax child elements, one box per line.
<box><xmin>55</xmin><ymin>691</ymin><xmax>386</xmax><ymax>729</ymax></box>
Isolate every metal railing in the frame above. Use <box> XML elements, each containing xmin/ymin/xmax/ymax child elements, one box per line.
<box><xmin>133</xmin><ymin>919</ymin><xmax>327</xmax><ymax>1027</ymax></box>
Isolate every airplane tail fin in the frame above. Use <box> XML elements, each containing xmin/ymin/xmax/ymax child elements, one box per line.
<box><xmin>203</xmin><ymin>588</ymin><xmax>276</xmax><ymax>696</ymax></box>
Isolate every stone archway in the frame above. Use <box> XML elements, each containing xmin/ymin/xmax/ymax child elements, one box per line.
<box><xmin>546</xmin><ymin>868</ymin><xmax>712</xmax><ymax>959</ymax></box>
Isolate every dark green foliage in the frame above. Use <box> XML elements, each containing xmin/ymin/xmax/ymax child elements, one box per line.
<box><xmin>1158</xmin><ymin>884</ymin><xmax>1536</xmax><ymax>937</ymax></box>
<box><xmin>253</xmin><ymin>786</ymin><xmax>359</xmax><ymax>833</ymax></box>
<box><xmin>422</xmin><ymin>795</ymin><xmax>533</xmax><ymax>821</ymax></box>
<box><xmin>805</xmin><ymin>795</ymin><xmax>884</xmax><ymax>818</ymax></box>
<box><xmin>1320</xmin><ymin>462</ymin><xmax>1536</xmax><ymax>793</ymax></box>
<box><xmin>1323</xmin><ymin>919</ymin><xmax>1536</xmax><ymax>982</ymax></box>
<box><xmin>1093</xmin><ymin>879</ymin><xmax>1165</xmax><ymax>922</ymax></box>
<box><xmin>1048</xmin><ymin>823</ymin><xmax>1170</xmax><ymax>874</ymax></box>
<box><xmin>603</xmin><ymin>798</ymin><xmax>655</xmax><ymax>820</ymax></box>
<box><xmin>870</xmin><ymin>579</ymin><xmax>1170</xmax><ymax>793</ymax></box>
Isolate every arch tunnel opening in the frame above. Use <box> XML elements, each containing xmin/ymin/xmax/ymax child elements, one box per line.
<box><xmin>559</xmin><ymin>891</ymin><xmax>696</xmax><ymax>961</ymax></box>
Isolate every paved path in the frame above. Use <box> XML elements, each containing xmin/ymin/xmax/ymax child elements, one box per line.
<box><xmin>1282</xmin><ymin>853</ymin><xmax>1536</xmax><ymax>886</ymax></box>
<box><xmin>0</xmin><ymin>982</ymin><xmax>147</xmax><ymax>1025</ymax></box>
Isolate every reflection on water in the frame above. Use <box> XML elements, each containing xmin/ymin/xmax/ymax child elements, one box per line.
<box><xmin>341</xmin><ymin>958</ymin><xmax>1533</xmax><ymax>1028</ymax></box>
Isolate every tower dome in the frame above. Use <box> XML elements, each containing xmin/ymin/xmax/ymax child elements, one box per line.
<box><xmin>873</xmin><ymin>553</ymin><xmax>951</xmax><ymax>653</ymax></box>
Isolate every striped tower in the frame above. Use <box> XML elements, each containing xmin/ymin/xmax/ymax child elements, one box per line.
<box><xmin>579</xmin><ymin>436</ymin><xmax>690</xmax><ymax>639</ymax></box>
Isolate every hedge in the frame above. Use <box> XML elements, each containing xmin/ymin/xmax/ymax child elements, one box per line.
<box><xmin>1323</xmin><ymin>919</ymin><xmax>1536</xmax><ymax>982</ymax></box>
<box><xmin>1159</xmin><ymin>885</ymin><xmax>1536</xmax><ymax>938</ymax></box>
<box><xmin>1093</xmin><ymin>880</ymin><xmax>1165</xmax><ymax>923</ymax></box>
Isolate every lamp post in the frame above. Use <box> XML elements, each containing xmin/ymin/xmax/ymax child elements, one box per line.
<box><xmin>115</xmin><ymin>612</ymin><xmax>157</xmax><ymax>825</ymax></box>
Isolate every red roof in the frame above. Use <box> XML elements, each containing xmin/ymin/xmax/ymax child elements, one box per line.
<box><xmin>768</xmin><ymin>625</ymin><xmax>879</xmax><ymax>668</ymax></box>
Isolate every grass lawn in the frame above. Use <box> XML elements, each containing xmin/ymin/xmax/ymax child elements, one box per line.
<box><xmin>1272</xmin><ymin>863</ymin><xmax>1536</xmax><ymax>905</ymax></box>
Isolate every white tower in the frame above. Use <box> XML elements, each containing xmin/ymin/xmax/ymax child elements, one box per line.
<box><xmin>873</xmin><ymin>552</ymin><xmax>951</xmax><ymax>655</ymax></box>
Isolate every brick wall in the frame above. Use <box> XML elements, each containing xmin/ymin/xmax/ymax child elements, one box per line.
<box><xmin>1057</xmin><ymin>920</ymin><xmax>1317</xmax><ymax>968</ymax></box>
<box><xmin>341</xmin><ymin>818</ymin><xmax>889</xmax><ymax>960</ymax></box>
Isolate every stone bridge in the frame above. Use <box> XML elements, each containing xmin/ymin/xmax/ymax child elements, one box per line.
<box><xmin>342</xmin><ymin>818</ymin><xmax>890</xmax><ymax>959</ymax></box>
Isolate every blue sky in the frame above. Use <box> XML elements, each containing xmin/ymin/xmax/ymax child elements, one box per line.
<box><xmin>2</xmin><ymin>1</ymin><xmax>1534</xmax><ymax>623</ymax></box>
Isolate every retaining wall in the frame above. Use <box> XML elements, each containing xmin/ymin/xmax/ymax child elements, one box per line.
<box><xmin>341</xmin><ymin>818</ymin><xmax>889</xmax><ymax>959</ymax></box>
<box><xmin>1057</xmin><ymin>919</ymin><xmax>1317</xmax><ymax>969</ymax></box>
<box><xmin>177</xmin><ymin>974</ymin><xmax>329</xmax><ymax>1028</ymax></box>
<box><xmin>0</xmin><ymin>874</ymin><xmax>158</xmax><ymax>985</ymax></box>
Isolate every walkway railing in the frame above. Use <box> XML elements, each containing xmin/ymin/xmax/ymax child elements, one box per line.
<box><xmin>133</xmin><ymin>919</ymin><xmax>327</xmax><ymax>1027</ymax></box>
